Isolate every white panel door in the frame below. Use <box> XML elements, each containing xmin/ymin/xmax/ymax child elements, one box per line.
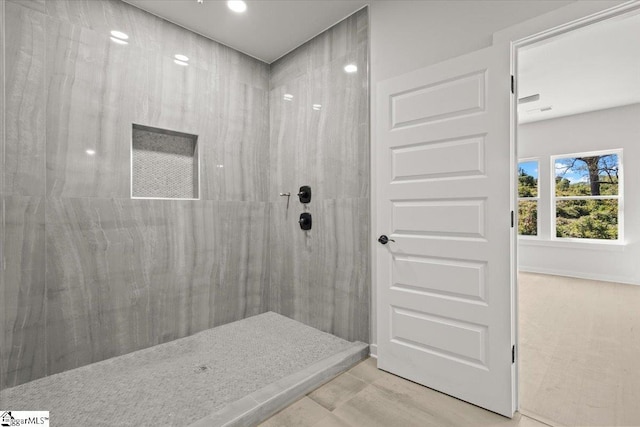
<box><xmin>375</xmin><ymin>45</ymin><xmax>515</xmax><ymax>417</ymax></box>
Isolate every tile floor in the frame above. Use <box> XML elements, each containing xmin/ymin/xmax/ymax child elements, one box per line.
<box><xmin>260</xmin><ymin>358</ymin><xmax>549</xmax><ymax>427</ymax></box>
<box><xmin>262</xmin><ymin>273</ymin><xmax>640</xmax><ymax>427</ymax></box>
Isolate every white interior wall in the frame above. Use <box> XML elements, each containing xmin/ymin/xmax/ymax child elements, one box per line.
<box><xmin>518</xmin><ymin>104</ymin><xmax>640</xmax><ymax>285</ymax></box>
<box><xmin>369</xmin><ymin>0</ymin><xmax>624</xmax><ymax>351</ymax></box>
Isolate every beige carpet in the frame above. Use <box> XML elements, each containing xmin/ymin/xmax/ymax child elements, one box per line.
<box><xmin>519</xmin><ymin>272</ymin><xmax>640</xmax><ymax>426</ymax></box>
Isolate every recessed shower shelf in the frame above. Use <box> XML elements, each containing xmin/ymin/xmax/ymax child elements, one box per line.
<box><xmin>131</xmin><ymin>124</ymin><xmax>200</xmax><ymax>200</ymax></box>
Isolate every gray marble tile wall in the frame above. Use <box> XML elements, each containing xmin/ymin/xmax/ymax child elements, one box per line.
<box><xmin>2</xmin><ymin>0</ymin><xmax>370</xmax><ymax>391</ymax></box>
<box><xmin>1</xmin><ymin>0</ymin><xmax>270</xmax><ymax>389</ymax></box>
<box><xmin>268</xmin><ymin>9</ymin><xmax>370</xmax><ymax>343</ymax></box>
<box><xmin>2</xmin><ymin>197</ymin><xmax>47</xmax><ymax>387</ymax></box>
<box><xmin>45</xmin><ymin>198</ymin><xmax>269</xmax><ymax>376</ymax></box>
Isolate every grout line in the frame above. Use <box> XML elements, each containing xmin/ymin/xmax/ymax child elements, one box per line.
<box><xmin>326</xmin><ymin>378</ymin><xmax>374</xmax><ymax>416</ymax></box>
<box><xmin>341</xmin><ymin>371</ymin><xmax>367</xmax><ymax>385</ymax></box>
<box><xmin>1</xmin><ymin>0</ymin><xmax>4</xmax><ymax>392</ymax></box>
<box><xmin>270</xmin><ymin>5</ymin><xmax>369</xmax><ymax>65</ymax></box>
<box><xmin>519</xmin><ymin>410</ymin><xmax>563</xmax><ymax>427</ymax></box>
<box><xmin>43</xmin><ymin>0</ymin><xmax>48</xmax><ymax>381</ymax></box>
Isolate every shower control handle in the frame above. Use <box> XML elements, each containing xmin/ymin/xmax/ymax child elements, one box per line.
<box><xmin>298</xmin><ymin>186</ymin><xmax>311</xmax><ymax>204</ymax></box>
<box><xmin>299</xmin><ymin>213</ymin><xmax>312</xmax><ymax>230</ymax></box>
<box><xmin>378</xmin><ymin>235</ymin><xmax>395</xmax><ymax>245</ymax></box>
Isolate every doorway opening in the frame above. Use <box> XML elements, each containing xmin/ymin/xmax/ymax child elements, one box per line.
<box><xmin>513</xmin><ymin>5</ymin><xmax>640</xmax><ymax>426</ymax></box>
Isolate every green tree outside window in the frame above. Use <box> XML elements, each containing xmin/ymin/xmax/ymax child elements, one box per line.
<box><xmin>554</xmin><ymin>153</ymin><xmax>620</xmax><ymax>240</ymax></box>
<box><xmin>518</xmin><ymin>160</ymin><xmax>538</xmax><ymax>236</ymax></box>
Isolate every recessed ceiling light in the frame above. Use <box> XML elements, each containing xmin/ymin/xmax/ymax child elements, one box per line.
<box><xmin>283</xmin><ymin>94</ymin><xmax>294</xmax><ymax>101</ymax></box>
<box><xmin>312</xmin><ymin>104</ymin><xmax>322</xmax><ymax>111</ymax></box>
<box><xmin>86</xmin><ymin>149</ymin><xmax>96</xmax><ymax>155</ymax></box>
<box><xmin>344</xmin><ymin>64</ymin><xmax>358</xmax><ymax>73</ymax></box>
<box><xmin>227</xmin><ymin>0</ymin><xmax>247</xmax><ymax>13</ymax></box>
<box><xmin>174</xmin><ymin>54</ymin><xmax>189</xmax><ymax>62</ymax></box>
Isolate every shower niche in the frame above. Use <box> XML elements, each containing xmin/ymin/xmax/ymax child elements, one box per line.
<box><xmin>131</xmin><ymin>124</ymin><xmax>200</xmax><ymax>199</ymax></box>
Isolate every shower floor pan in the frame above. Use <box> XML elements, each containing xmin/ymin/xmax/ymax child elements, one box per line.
<box><xmin>1</xmin><ymin>312</ymin><xmax>368</xmax><ymax>426</ymax></box>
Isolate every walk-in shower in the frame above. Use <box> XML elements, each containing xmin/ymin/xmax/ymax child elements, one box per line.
<box><xmin>0</xmin><ymin>0</ymin><xmax>369</xmax><ymax>425</ymax></box>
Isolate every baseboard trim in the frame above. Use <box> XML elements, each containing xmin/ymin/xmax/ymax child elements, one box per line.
<box><xmin>519</xmin><ymin>408</ymin><xmax>565</xmax><ymax>427</ymax></box>
<box><xmin>518</xmin><ymin>266</ymin><xmax>639</xmax><ymax>286</ymax></box>
<box><xmin>369</xmin><ymin>343</ymin><xmax>378</xmax><ymax>358</ymax></box>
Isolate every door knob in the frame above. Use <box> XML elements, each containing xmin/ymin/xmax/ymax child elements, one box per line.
<box><xmin>378</xmin><ymin>235</ymin><xmax>395</xmax><ymax>245</ymax></box>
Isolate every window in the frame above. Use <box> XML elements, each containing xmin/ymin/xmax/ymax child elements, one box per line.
<box><xmin>552</xmin><ymin>150</ymin><xmax>622</xmax><ymax>241</ymax></box>
<box><xmin>518</xmin><ymin>160</ymin><xmax>539</xmax><ymax>236</ymax></box>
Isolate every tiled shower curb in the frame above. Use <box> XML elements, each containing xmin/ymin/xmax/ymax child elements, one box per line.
<box><xmin>189</xmin><ymin>342</ymin><xmax>369</xmax><ymax>427</ymax></box>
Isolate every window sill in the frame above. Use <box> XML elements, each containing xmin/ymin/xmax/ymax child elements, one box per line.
<box><xmin>518</xmin><ymin>237</ymin><xmax>626</xmax><ymax>252</ymax></box>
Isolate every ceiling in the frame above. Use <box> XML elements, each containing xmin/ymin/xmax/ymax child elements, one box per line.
<box><xmin>518</xmin><ymin>10</ymin><xmax>640</xmax><ymax>124</ymax></box>
<box><xmin>122</xmin><ymin>1</ymin><xmax>639</xmax><ymax>120</ymax></box>
<box><xmin>123</xmin><ymin>0</ymin><xmax>368</xmax><ymax>63</ymax></box>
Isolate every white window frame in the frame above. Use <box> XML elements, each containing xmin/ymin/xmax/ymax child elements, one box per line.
<box><xmin>550</xmin><ymin>149</ymin><xmax>623</xmax><ymax>243</ymax></box>
<box><xmin>517</xmin><ymin>158</ymin><xmax>540</xmax><ymax>239</ymax></box>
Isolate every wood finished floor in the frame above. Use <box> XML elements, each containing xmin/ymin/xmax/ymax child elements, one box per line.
<box><xmin>519</xmin><ymin>272</ymin><xmax>640</xmax><ymax>426</ymax></box>
<box><xmin>261</xmin><ymin>273</ymin><xmax>640</xmax><ymax>427</ymax></box>
<box><xmin>259</xmin><ymin>357</ymin><xmax>548</xmax><ymax>427</ymax></box>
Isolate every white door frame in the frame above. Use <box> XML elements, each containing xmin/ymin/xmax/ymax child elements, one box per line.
<box><xmin>510</xmin><ymin>0</ymin><xmax>640</xmax><ymax>414</ymax></box>
<box><xmin>369</xmin><ymin>0</ymin><xmax>640</xmax><ymax>414</ymax></box>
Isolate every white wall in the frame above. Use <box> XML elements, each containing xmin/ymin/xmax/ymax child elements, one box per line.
<box><xmin>370</xmin><ymin>1</ymin><xmax>576</xmax><ymax>83</ymax></box>
<box><xmin>368</xmin><ymin>0</ymin><xmax>624</xmax><ymax>350</ymax></box>
<box><xmin>518</xmin><ymin>104</ymin><xmax>640</xmax><ymax>285</ymax></box>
